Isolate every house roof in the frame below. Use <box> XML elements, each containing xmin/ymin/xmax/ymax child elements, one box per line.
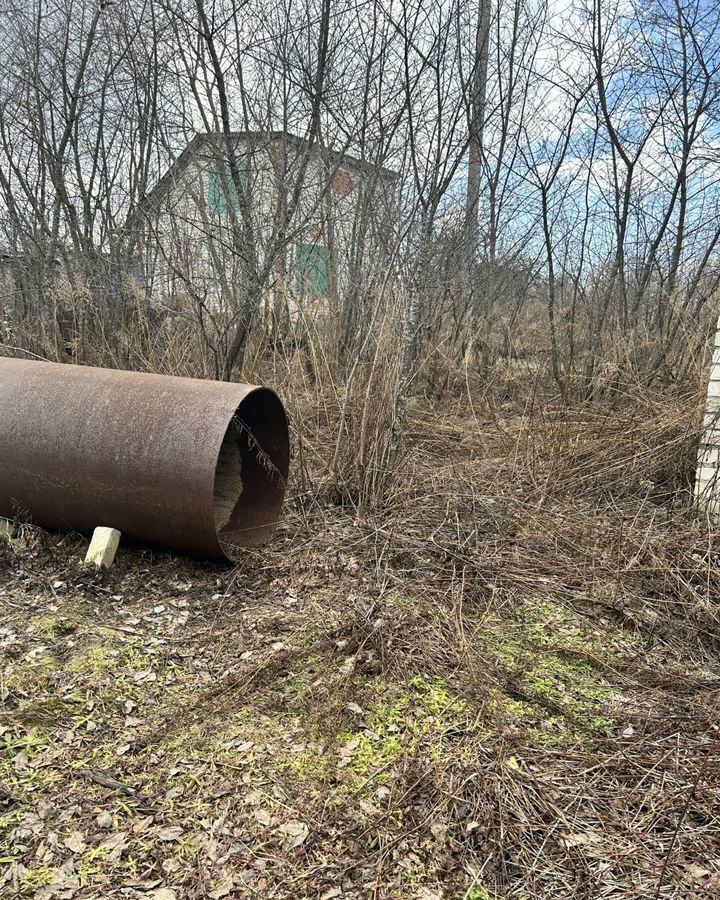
<box><xmin>138</xmin><ymin>130</ymin><xmax>399</xmax><ymax>214</ymax></box>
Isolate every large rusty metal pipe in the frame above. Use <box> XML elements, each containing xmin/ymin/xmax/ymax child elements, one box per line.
<box><xmin>0</xmin><ymin>358</ymin><xmax>289</xmax><ymax>561</ymax></box>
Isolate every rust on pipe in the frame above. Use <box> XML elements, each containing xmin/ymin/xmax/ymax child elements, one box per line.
<box><xmin>0</xmin><ymin>358</ymin><xmax>289</xmax><ymax>561</ymax></box>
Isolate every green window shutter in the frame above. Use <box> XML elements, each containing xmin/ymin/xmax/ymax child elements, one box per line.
<box><xmin>207</xmin><ymin>160</ymin><xmax>247</xmax><ymax>216</ymax></box>
<box><xmin>207</xmin><ymin>170</ymin><xmax>227</xmax><ymax>215</ymax></box>
<box><xmin>295</xmin><ymin>243</ymin><xmax>329</xmax><ymax>297</ymax></box>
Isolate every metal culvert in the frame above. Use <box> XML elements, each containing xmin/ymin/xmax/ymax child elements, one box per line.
<box><xmin>0</xmin><ymin>358</ymin><xmax>289</xmax><ymax>560</ymax></box>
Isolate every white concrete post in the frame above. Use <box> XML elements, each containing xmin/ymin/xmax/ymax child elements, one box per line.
<box><xmin>696</xmin><ymin>315</ymin><xmax>720</xmax><ymax>517</ymax></box>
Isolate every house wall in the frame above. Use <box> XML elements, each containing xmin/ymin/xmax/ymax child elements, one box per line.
<box><xmin>696</xmin><ymin>316</ymin><xmax>720</xmax><ymax>516</ymax></box>
<box><xmin>0</xmin><ymin>266</ymin><xmax>14</xmax><ymax>341</ymax></box>
<box><xmin>140</xmin><ymin>134</ymin><xmax>398</xmax><ymax>323</ymax></box>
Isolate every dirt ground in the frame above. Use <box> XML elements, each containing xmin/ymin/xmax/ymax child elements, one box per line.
<box><xmin>2</xmin><ymin>402</ymin><xmax>720</xmax><ymax>899</ymax></box>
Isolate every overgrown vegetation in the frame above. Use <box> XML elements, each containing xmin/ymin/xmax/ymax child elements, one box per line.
<box><xmin>2</xmin><ymin>330</ymin><xmax>720</xmax><ymax>897</ymax></box>
<box><xmin>1</xmin><ymin>0</ymin><xmax>720</xmax><ymax>893</ymax></box>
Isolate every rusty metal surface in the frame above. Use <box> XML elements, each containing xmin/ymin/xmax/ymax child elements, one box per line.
<box><xmin>0</xmin><ymin>358</ymin><xmax>289</xmax><ymax>561</ymax></box>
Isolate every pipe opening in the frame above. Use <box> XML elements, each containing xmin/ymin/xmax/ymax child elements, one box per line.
<box><xmin>213</xmin><ymin>426</ymin><xmax>244</xmax><ymax>534</ymax></box>
<box><xmin>213</xmin><ymin>387</ymin><xmax>289</xmax><ymax>557</ymax></box>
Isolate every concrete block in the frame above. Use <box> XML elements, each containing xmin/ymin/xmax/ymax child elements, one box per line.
<box><xmin>707</xmin><ymin>379</ymin><xmax>720</xmax><ymax>401</ymax></box>
<box><xmin>697</xmin><ymin>473</ymin><xmax>719</xmax><ymax>497</ymax></box>
<box><xmin>698</xmin><ymin>444</ymin><xmax>720</xmax><ymax>469</ymax></box>
<box><xmin>85</xmin><ymin>526</ymin><xmax>121</xmax><ymax>568</ymax></box>
<box><xmin>0</xmin><ymin>518</ymin><xmax>15</xmax><ymax>542</ymax></box>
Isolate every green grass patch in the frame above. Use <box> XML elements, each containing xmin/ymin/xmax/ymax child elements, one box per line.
<box><xmin>483</xmin><ymin>598</ymin><xmax>620</xmax><ymax>746</ymax></box>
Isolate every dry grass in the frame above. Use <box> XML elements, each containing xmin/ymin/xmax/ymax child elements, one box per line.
<box><xmin>2</xmin><ymin>306</ymin><xmax>720</xmax><ymax>897</ymax></box>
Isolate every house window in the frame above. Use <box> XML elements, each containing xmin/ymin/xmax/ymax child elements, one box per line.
<box><xmin>295</xmin><ymin>243</ymin><xmax>329</xmax><ymax>297</ymax></box>
<box><xmin>207</xmin><ymin>160</ymin><xmax>247</xmax><ymax>215</ymax></box>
